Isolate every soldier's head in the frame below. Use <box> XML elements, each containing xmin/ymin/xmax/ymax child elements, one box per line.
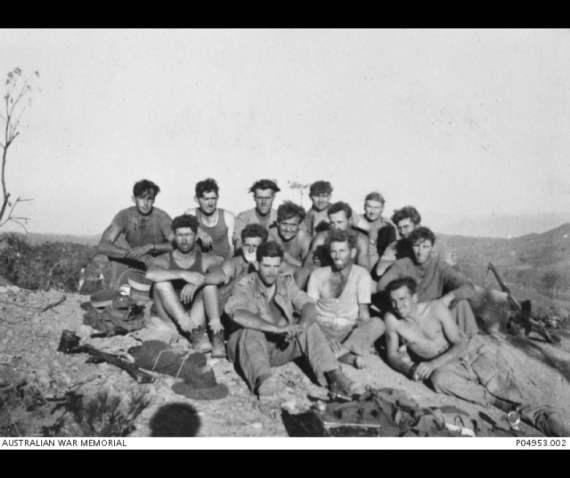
<box><xmin>328</xmin><ymin>201</ymin><xmax>352</xmax><ymax>232</ymax></box>
<box><xmin>309</xmin><ymin>181</ymin><xmax>333</xmax><ymax>212</ymax></box>
<box><xmin>194</xmin><ymin>178</ymin><xmax>219</xmax><ymax>216</ymax></box>
<box><xmin>391</xmin><ymin>206</ymin><xmax>422</xmax><ymax>239</ymax></box>
<box><xmin>171</xmin><ymin>215</ymin><xmax>199</xmax><ymax>253</ymax></box>
<box><xmin>409</xmin><ymin>227</ymin><xmax>436</xmax><ymax>265</ymax></box>
<box><xmin>132</xmin><ymin>179</ymin><xmax>160</xmax><ymax>216</ymax></box>
<box><xmin>386</xmin><ymin>277</ymin><xmax>418</xmax><ymax>318</ymax></box>
<box><xmin>277</xmin><ymin>201</ymin><xmax>306</xmax><ymax>241</ymax></box>
<box><xmin>249</xmin><ymin>179</ymin><xmax>280</xmax><ymax>216</ymax></box>
<box><xmin>255</xmin><ymin>241</ymin><xmax>284</xmax><ymax>287</ymax></box>
<box><xmin>326</xmin><ymin>229</ymin><xmax>357</xmax><ymax>272</ymax></box>
<box><xmin>364</xmin><ymin>192</ymin><xmax>385</xmax><ymax>222</ymax></box>
<box><xmin>241</xmin><ymin>224</ymin><xmax>269</xmax><ymax>264</ymax></box>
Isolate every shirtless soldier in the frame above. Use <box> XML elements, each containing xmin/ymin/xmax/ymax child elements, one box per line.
<box><xmin>268</xmin><ymin>201</ymin><xmax>311</xmax><ymax>275</ymax></box>
<box><xmin>184</xmin><ymin>178</ymin><xmax>236</xmax><ymax>263</ymax></box>
<box><xmin>377</xmin><ymin>227</ymin><xmax>478</xmax><ymax>337</ymax></box>
<box><xmin>302</xmin><ymin>180</ymin><xmax>334</xmax><ymax>237</ymax></box>
<box><xmin>384</xmin><ymin>277</ymin><xmax>570</xmax><ymax>436</ymax></box>
<box><xmin>353</xmin><ymin>192</ymin><xmax>397</xmax><ymax>277</ymax></box>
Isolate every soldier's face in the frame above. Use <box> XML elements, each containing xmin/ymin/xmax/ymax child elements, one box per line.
<box><xmin>311</xmin><ymin>193</ymin><xmax>331</xmax><ymax>212</ymax></box>
<box><xmin>390</xmin><ymin>286</ymin><xmax>417</xmax><ymax>318</ymax></box>
<box><xmin>397</xmin><ymin>218</ymin><xmax>416</xmax><ymax>239</ymax></box>
<box><xmin>329</xmin><ymin>240</ymin><xmax>355</xmax><ymax>272</ymax></box>
<box><xmin>242</xmin><ymin>237</ymin><xmax>263</xmax><ymax>263</ymax></box>
<box><xmin>133</xmin><ymin>191</ymin><xmax>156</xmax><ymax>216</ymax></box>
<box><xmin>278</xmin><ymin>216</ymin><xmax>301</xmax><ymax>241</ymax></box>
<box><xmin>197</xmin><ymin>191</ymin><xmax>218</xmax><ymax>215</ymax></box>
<box><xmin>257</xmin><ymin>256</ymin><xmax>281</xmax><ymax>286</ymax></box>
<box><xmin>412</xmin><ymin>239</ymin><xmax>434</xmax><ymax>265</ymax></box>
<box><xmin>174</xmin><ymin>227</ymin><xmax>196</xmax><ymax>253</ymax></box>
<box><xmin>329</xmin><ymin>211</ymin><xmax>350</xmax><ymax>232</ymax></box>
<box><xmin>364</xmin><ymin>200</ymin><xmax>383</xmax><ymax>222</ymax></box>
<box><xmin>254</xmin><ymin>189</ymin><xmax>275</xmax><ymax>216</ymax></box>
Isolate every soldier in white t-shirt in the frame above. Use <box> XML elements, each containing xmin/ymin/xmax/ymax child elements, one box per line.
<box><xmin>307</xmin><ymin>229</ymin><xmax>385</xmax><ymax>369</ymax></box>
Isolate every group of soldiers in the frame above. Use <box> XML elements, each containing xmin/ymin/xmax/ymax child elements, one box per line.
<box><xmin>97</xmin><ymin>178</ymin><xmax>559</xmax><ymax>429</ymax></box>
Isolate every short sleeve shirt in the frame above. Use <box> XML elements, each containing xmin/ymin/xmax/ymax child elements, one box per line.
<box><xmin>307</xmin><ymin>264</ymin><xmax>371</xmax><ymax>321</ymax></box>
<box><xmin>110</xmin><ymin>206</ymin><xmax>172</xmax><ymax>248</ymax></box>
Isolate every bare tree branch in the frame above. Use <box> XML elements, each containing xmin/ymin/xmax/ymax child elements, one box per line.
<box><xmin>0</xmin><ymin>68</ymin><xmax>38</xmax><ymax>229</ymax></box>
<box><xmin>0</xmin><ymin>197</ymin><xmax>33</xmax><ymax>231</ymax></box>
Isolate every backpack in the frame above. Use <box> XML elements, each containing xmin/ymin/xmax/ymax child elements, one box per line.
<box><xmin>83</xmin><ymin>295</ymin><xmax>147</xmax><ymax>336</ymax></box>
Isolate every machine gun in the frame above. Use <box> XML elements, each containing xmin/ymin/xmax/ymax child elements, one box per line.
<box><xmin>57</xmin><ymin>330</ymin><xmax>155</xmax><ymax>384</ymax></box>
<box><xmin>487</xmin><ymin>263</ymin><xmax>559</xmax><ymax>344</ymax></box>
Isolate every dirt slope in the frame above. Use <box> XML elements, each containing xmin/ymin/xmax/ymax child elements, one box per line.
<box><xmin>1</xmin><ymin>287</ymin><xmax>570</xmax><ymax>438</ymax></box>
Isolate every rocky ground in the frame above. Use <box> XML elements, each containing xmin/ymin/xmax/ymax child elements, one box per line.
<box><xmin>1</xmin><ymin>286</ymin><xmax>570</xmax><ymax>438</ymax></box>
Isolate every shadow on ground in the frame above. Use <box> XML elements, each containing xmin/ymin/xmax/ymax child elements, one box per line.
<box><xmin>504</xmin><ymin>334</ymin><xmax>570</xmax><ymax>383</ymax></box>
<box><xmin>149</xmin><ymin>402</ymin><xmax>201</xmax><ymax>437</ymax></box>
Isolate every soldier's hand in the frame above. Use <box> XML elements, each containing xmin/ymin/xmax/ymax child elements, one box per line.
<box><xmin>197</xmin><ymin>229</ymin><xmax>213</xmax><ymax>249</ymax></box>
<box><xmin>329</xmin><ymin>339</ymin><xmax>349</xmax><ymax>358</ymax></box>
<box><xmin>139</xmin><ymin>254</ymin><xmax>154</xmax><ymax>268</ymax></box>
<box><xmin>125</xmin><ymin>244</ymin><xmax>152</xmax><ymax>260</ymax></box>
<box><xmin>180</xmin><ymin>284</ymin><xmax>198</xmax><ymax>304</ymax></box>
<box><xmin>413</xmin><ymin>362</ymin><xmax>436</xmax><ymax>381</ymax></box>
<box><xmin>279</xmin><ymin>324</ymin><xmax>303</xmax><ymax>341</ymax></box>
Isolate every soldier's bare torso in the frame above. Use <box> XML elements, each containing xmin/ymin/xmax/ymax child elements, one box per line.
<box><xmin>396</xmin><ymin>301</ymin><xmax>450</xmax><ymax>361</ymax></box>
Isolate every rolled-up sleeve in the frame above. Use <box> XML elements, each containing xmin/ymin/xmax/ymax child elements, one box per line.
<box><xmin>286</xmin><ymin>278</ymin><xmax>314</xmax><ymax>313</ymax></box>
<box><xmin>224</xmin><ymin>280</ymin><xmax>256</xmax><ymax>318</ymax></box>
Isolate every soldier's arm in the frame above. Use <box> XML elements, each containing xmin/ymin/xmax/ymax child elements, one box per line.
<box><xmin>225</xmin><ymin>210</ymin><xmax>236</xmax><ymax>259</ymax></box>
<box><xmin>356</xmin><ymin>234</ymin><xmax>371</xmax><ymax>271</ymax></box>
<box><xmin>202</xmin><ymin>255</ymin><xmax>228</xmax><ymax>285</ymax></box>
<box><xmin>385</xmin><ymin>313</ymin><xmax>415</xmax><ymax>377</ymax></box>
<box><xmin>440</xmin><ymin>266</ymin><xmax>475</xmax><ymax>305</ymax></box>
<box><xmin>98</xmin><ymin>222</ymin><xmax>131</xmax><ymax>259</ymax></box>
<box><xmin>154</xmin><ymin>211</ymin><xmax>174</xmax><ymax>254</ymax></box>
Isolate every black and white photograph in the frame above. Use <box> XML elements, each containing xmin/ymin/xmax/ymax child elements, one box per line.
<box><xmin>1</xmin><ymin>29</ymin><xmax>569</xmax><ymax>449</ymax></box>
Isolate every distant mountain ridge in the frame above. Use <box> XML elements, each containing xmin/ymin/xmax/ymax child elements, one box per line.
<box><xmin>27</xmin><ymin>233</ymin><xmax>101</xmax><ymax>246</ymax></box>
<box><xmin>423</xmin><ymin>212</ymin><xmax>570</xmax><ymax>238</ymax></box>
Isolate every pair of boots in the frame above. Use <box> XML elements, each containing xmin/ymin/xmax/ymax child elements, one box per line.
<box><xmin>188</xmin><ymin>325</ymin><xmax>226</xmax><ymax>359</ymax></box>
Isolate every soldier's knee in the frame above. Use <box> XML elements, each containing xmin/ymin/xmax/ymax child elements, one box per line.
<box><xmin>369</xmin><ymin>316</ymin><xmax>386</xmax><ymax>336</ymax></box>
<box><xmin>154</xmin><ymin>281</ymin><xmax>173</xmax><ymax>293</ymax></box>
<box><xmin>429</xmin><ymin>368</ymin><xmax>455</xmax><ymax>393</ymax></box>
<box><xmin>240</xmin><ymin>328</ymin><xmax>266</xmax><ymax>343</ymax></box>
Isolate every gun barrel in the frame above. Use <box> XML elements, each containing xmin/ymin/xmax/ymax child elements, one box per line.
<box><xmin>488</xmin><ymin>262</ymin><xmax>522</xmax><ymax>312</ymax></box>
<box><xmin>81</xmin><ymin>346</ymin><xmax>155</xmax><ymax>384</ymax></box>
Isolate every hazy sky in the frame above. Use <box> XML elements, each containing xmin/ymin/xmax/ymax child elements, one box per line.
<box><xmin>1</xmin><ymin>29</ymin><xmax>569</xmax><ymax>235</ymax></box>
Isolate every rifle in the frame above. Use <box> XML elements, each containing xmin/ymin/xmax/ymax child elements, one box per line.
<box><xmin>57</xmin><ymin>330</ymin><xmax>155</xmax><ymax>384</ymax></box>
<box><xmin>487</xmin><ymin>263</ymin><xmax>559</xmax><ymax>344</ymax></box>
